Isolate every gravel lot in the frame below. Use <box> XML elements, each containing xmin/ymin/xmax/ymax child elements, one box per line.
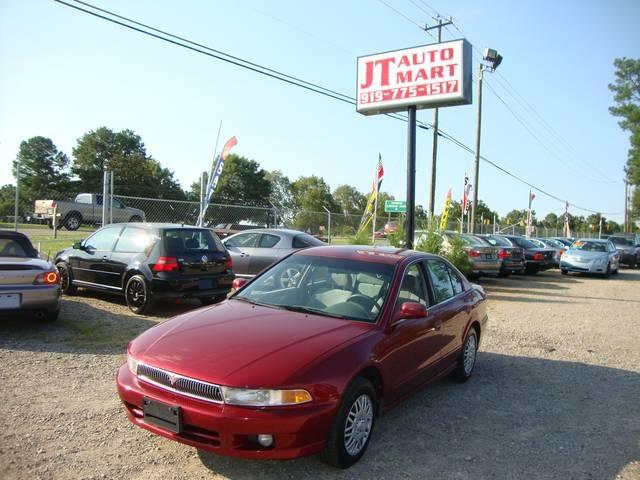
<box><xmin>1</xmin><ymin>270</ymin><xmax>638</xmax><ymax>480</ymax></box>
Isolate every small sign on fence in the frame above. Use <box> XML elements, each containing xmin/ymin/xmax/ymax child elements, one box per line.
<box><xmin>384</xmin><ymin>200</ymin><xmax>407</xmax><ymax>213</ymax></box>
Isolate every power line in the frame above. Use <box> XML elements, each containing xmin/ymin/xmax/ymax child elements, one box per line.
<box><xmin>376</xmin><ymin>0</ymin><xmax>436</xmax><ymax>40</ymax></box>
<box><xmin>54</xmin><ymin>0</ymin><xmax>620</xmax><ymax>216</ymax></box>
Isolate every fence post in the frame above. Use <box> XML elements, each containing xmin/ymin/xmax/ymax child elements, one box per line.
<box><xmin>322</xmin><ymin>206</ymin><xmax>331</xmax><ymax>244</ymax></box>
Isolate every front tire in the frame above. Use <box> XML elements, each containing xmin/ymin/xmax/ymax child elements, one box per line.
<box><xmin>602</xmin><ymin>264</ymin><xmax>611</xmax><ymax>279</ymax></box>
<box><xmin>125</xmin><ymin>275</ymin><xmax>154</xmax><ymax>314</ymax></box>
<box><xmin>63</xmin><ymin>212</ymin><xmax>82</xmax><ymax>231</ymax></box>
<box><xmin>56</xmin><ymin>262</ymin><xmax>77</xmax><ymax>295</ymax></box>
<box><xmin>322</xmin><ymin>377</ymin><xmax>376</xmax><ymax>469</ymax></box>
<box><xmin>561</xmin><ymin>269</ymin><xmax>568</xmax><ymax>275</ymax></box>
<box><xmin>129</xmin><ymin>215</ymin><xmax>143</xmax><ymax>223</ymax></box>
<box><xmin>454</xmin><ymin>328</ymin><xmax>478</xmax><ymax>382</ymax></box>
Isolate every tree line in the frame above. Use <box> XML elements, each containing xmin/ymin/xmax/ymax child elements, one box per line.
<box><xmin>1</xmin><ymin>125</ymin><xmax>622</xmax><ymax>235</ymax></box>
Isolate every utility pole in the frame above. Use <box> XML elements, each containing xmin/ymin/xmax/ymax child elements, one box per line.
<box><xmin>14</xmin><ymin>159</ymin><xmax>20</xmax><ymax>231</ymax></box>
<box><xmin>405</xmin><ymin>106</ymin><xmax>417</xmax><ymax>249</ymax></box>
<box><xmin>425</xmin><ymin>17</ymin><xmax>452</xmax><ymax>218</ymax></box>
<box><xmin>471</xmin><ymin>48</ymin><xmax>503</xmax><ymax>233</ymax></box>
<box><xmin>624</xmin><ymin>179</ymin><xmax>629</xmax><ymax>233</ymax></box>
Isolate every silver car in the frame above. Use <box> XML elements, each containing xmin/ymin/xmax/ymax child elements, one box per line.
<box><xmin>443</xmin><ymin>232</ymin><xmax>501</xmax><ymax>277</ymax></box>
<box><xmin>222</xmin><ymin>229</ymin><xmax>325</xmax><ymax>279</ymax></box>
<box><xmin>560</xmin><ymin>239</ymin><xmax>620</xmax><ymax>277</ymax></box>
<box><xmin>0</xmin><ymin>230</ymin><xmax>61</xmax><ymax>320</ymax></box>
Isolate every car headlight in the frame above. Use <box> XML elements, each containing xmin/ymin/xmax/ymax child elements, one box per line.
<box><xmin>127</xmin><ymin>354</ymin><xmax>139</xmax><ymax>375</ymax></box>
<box><xmin>594</xmin><ymin>256</ymin><xmax>608</xmax><ymax>265</ymax></box>
<box><xmin>221</xmin><ymin>387</ymin><xmax>312</xmax><ymax>406</ymax></box>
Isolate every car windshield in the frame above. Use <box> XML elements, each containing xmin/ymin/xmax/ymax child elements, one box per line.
<box><xmin>571</xmin><ymin>240</ymin><xmax>607</xmax><ymax>252</ymax></box>
<box><xmin>609</xmin><ymin>237</ymin><xmax>633</xmax><ymax>246</ymax></box>
<box><xmin>460</xmin><ymin>234</ymin><xmax>488</xmax><ymax>246</ymax></box>
<box><xmin>233</xmin><ymin>254</ymin><xmax>395</xmax><ymax>323</ymax></box>
<box><xmin>510</xmin><ymin>237</ymin><xmax>538</xmax><ymax>249</ymax></box>
<box><xmin>163</xmin><ymin>229</ymin><xmax>224</xmax><ymax>253</ymax></box>
<box><xmin>0</xmin><ymin>236</ymin><xmax>37</xmax><ymax>258</ymax></box>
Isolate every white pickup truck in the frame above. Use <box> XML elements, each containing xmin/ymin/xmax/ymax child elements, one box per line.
<box><xmin>33</xmin><ymin>193</ymin><xmax>146</xmax><ymax>230</ymax></box>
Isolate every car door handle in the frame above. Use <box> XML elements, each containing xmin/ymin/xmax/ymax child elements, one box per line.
<box><xmin>102</xmin><ymin>255</ymin><xmax>108</xmax><ymax>261</ymax></box>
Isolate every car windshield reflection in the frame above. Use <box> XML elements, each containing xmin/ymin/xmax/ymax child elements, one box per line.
<box><xmin>233</xmin><ymin>255</ymin><xmax>394</xmax><ymax>323</ymax></box>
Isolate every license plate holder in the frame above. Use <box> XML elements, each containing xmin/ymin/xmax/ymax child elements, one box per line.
<box><xmin>198</xmin><ymin>279</ymin><xmax>214</xmax><ymax>290</ymax></box>
<box><xmin>142</xmin><ymin>397</ymin><xmax>182</xmax><ymax>433</ymax></box>
<box><xmin>0</xmin><ymin>294</ymin><xmax>20</xmax><ymax>309</ymax></box>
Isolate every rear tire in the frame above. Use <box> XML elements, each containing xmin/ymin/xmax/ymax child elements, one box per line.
<box><xmin>498</xmin><ymin>271</ymin><xmax>511</xmax><ymax>277</ymax></box>
<box><xmin>42</xmin><ymin>310</ymin><xmax>59</xmax><ymax>322</ymax></box>
<box><xmin>454</xmin><ymin>328</ymin><xmax>478</xmax><ymax>382</ymax></box>
<box><xmin>125</xmin><ymin>275</ymin><xmax>154</xmax><ymax>314</ymax></box>
<box><xmin>56</xmin><ymin>262</ymin><xmax>77</xmax><ymax>295</ymax></box>
<box><xmin>561</xmin><ymin>269</ymin><xmax>568</xmax><ymax>275</ymax></box>
<box><xmin>63</xmin><ymin>212</ymin><xmax>82</xmax><ymax>231</ymax></box>
<box><xmin>129</xmin><ymin>215</ymin><xmax>143</xmax><ymax>223</ymax></box>
<box><xmin>321</xmin><ymin>377</ymin><xmax>376</xmax><ymax>469</ymax></box>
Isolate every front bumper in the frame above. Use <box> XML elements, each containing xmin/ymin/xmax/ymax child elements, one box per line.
<box><xmin>116</xmin><ymin>365</ymin><xmax>336</xmax><ymax>459</ymax></box>
<box><xmin>560</xmin><ymin>259</ymin><xmax>609</xmax><ymax>274</ymax></box>
<box><xmin>0</xmin><ymin>284</ymin><xmax>60</xmax><ymax>313</ymax></box>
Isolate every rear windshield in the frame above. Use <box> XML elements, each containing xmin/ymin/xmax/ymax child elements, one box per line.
<box><xmin>0</xmin><ymin>236</ymin><xmax>37</xmax><ymax>258</ymax></box>
<box><xmin>163</xmin><ymin>229</ymin><xmax>224</xmax><ymax>253</ymax></box>
<box><xmin>483</xmin><ymin>236</ymin><xmax>510</xmax><ymax>247</ymax></box>
<box><xmin>460</xmin><ymin>234</ymin><xmax>489</xmax><ymax>246</ymax></box>
<box><xmin>609</xmin><ymin>237</ymin><xmax>633</xmax><ymax>246</ymax></box>
<box><xmin>293</xmin><ymin>234</ymin><xmax>325</xmax><ymax>248</ymax></box>
<box><xmin>571</xmin><ymin>240</ymin><xmax>607</xmax><ymax>252</ymax></box>
<box><xmin>510</xmin><ymin>237</ymin><xmax>538</xmax><ymax>249</ymax></box>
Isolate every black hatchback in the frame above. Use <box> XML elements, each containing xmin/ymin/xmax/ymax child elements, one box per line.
<box><xmin>55</xmin><ymin>223</ymin><xmax>234</xmax><ymax>314</ymax></box>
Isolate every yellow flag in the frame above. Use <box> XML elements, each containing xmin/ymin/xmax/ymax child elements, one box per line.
<box><xmin>439</xmin><ymin>188</ymin><xmax>452</xmax><ymax>231</ymax></box>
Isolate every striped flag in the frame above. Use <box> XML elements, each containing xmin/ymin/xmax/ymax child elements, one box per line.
<box><xmin>358</xmin><ymin>154</ymin><xmax>384</xmax><ymax>234</ymax></box>
<box><xmin>462</xmin><ymin>172</ymin><xmax>471</xmax><ymax>214</ymax></box>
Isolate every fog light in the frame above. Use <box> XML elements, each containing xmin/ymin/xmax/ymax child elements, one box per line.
<box><xmin>257</xmin><ymin>434</ymin><xmax>274</xmax><ymax>447</ymax></box>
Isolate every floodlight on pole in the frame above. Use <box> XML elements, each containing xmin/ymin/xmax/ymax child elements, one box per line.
<box><xmin>471</xmin><ymin>48</ymin><xmax>503</xmax><ymax>233</ymax></box>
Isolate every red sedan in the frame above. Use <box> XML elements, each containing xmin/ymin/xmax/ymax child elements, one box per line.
<box><xmin>116</xmin><ymin>246</ymin><xmax>487</xmax><ymax>468</ymax></box>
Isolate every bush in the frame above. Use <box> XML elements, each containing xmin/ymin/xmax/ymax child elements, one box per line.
<box><xmin>348</xmin><ymin>229</ymin><xmax>372</xmax><ymax>245</ymax></box>
<box><xmin>414</xmin><ymin>225</ymin><xmax>472</xmax><ymax>277</ymax></box>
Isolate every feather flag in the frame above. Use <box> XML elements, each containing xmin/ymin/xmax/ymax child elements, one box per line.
<box><xmin>440</xmin><ymin>188</ymin><xmax>452</xmax><ymax>231</ymax></box>
<box><xmin>358</xmin><ymin>154</ymin><xmax>384</xmax><ymax>234</ymax></box>
<box><xmin>462</xmin><ymin>172</ymin><xmax>471</xmax><ymax>214</ymax></box>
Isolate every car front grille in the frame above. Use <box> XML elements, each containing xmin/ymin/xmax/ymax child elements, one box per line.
<box><xmin>137</xmin><ymin>363</ymin><xmax>224</xmax><ymax>403</ymax></box>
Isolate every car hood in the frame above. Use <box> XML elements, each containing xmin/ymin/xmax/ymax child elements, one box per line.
<box><xmin>131</xmin><ymin>300</ymin><xmax>374</xmax><ymax>388</ymax></box>
<box><xmin>566</xmin><ymin>250</ymin><xmax>608</xmax><ymax>259</ymax></box>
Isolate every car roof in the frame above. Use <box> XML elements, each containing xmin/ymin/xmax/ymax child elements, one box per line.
<box><xmin>100</xmin><ymin>223</ymin><xmax>210</xmax><ymax>231</ymax></box>
<box><xmin>575</xmin><ymin>238</ymin><xmax>608</xmax><ymax>243</ymax></box>
<box><xmin>295</xmin><ymin>245</ymin><xmax>435</xmax><ymax>265</ymax></box>
<box><xmin>0</xmin><ymin>229</ymin><xmax>31</xmax><ymax>241</ymax></box>
<box><xmin>225</xmin><ymin>228</ymin><xmax>310</xmax><ymax>235</ymax></box>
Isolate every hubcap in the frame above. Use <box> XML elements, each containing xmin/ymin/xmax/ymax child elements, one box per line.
<box><xmin>127</xmin><ymin>279</ymin><xmax>146</xmax><ymax>307</ymax></box>
<box><xmin>463</xmin><ymin>334</ymin><xmax>477</xmax><ymax>375</ymax></box>
<box><xmin>343</xmin><ymin>394</ymin><xmax>373</xmax><ymax>456</ymax></box>
<box><xmin>69</xmin><ymin>217</ymin><xmax>79</xmax><ymax>229</ymax></box>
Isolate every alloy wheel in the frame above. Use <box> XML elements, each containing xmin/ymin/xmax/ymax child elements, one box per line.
<box><xmin>127</xmin><ymin>278</ymin><xmax>146</xmax><ymax>307</ymax></box>
<box><xmin>343</xmin><ymin>394</ymin><xmax>373</xmax><ymax>456</ymax></box>
<box><xmin>463</xmin><ymin>333</ymin><xmax>477</xmax><ymax>375</ymax></box>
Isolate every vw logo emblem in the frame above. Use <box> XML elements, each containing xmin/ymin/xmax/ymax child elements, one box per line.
<box><xmin>201</xmin><ymin>255</ymin><xmax>208</xmax><ymax>263</ymax></box>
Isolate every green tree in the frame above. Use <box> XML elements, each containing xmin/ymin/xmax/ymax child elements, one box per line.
<box><xmin>333</xmin><ymin>184</ymin><xmax>365</xmax><ymax>215</ymax></box>
<box><xmin>210</xmin><ymin>154</ymin><xmax>271</xmax><ymax>206</ymax></box>
<box><xmin>542</xmin><ymin>213</ymin><xmax>560</xmax><ymax>229</ymax></box>
<box><xmin>0</xmin><ymin>184</ymin><xmax>18</xmax><ymax>220</ymax></box>
<box><xmin>290</xmin><ymin>176</ymin><xmax>339</xmax><ymax>233</ymax></box>
<box><xmin>265</xmin><ymin>170</ymin><xmax>295</xmax><ymax>210</ymax></box>
<box><xmin>609</xmin><ymin>58</ymin><xmax>640</xmax><ymax>219</ymax></box>
<box><xmin>502</xmin><ymin>209</ymin><xmax>529</xmax><ymax>226</ymax></box>
<box><xmin>72</xmin><ymin>127</ymin><xmax>184</xmax><ymax>199</ymax></box>
<box><xmin>12</xmin><ymin>137</ymin><xmax>70</xmax><ymax>201</ymax></box>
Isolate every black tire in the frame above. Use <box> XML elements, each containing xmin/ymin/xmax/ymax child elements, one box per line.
<box><xmin>454</xmin><ymin>328</ymin><xmax>478</xmax><ymax>382</ymax></box>
<box><xmin>63</xmin><ymin>212</ymin><xmax>82</xmax><ymax>231</ymax></box>
<box><xmin>41</xmin><ymin>310</ymin><xmax>59</xmax><ymax>322</ymax></box>
<box><xmin>322</xmin><ymin>377</ymin><xmax>377</xmax><ymax>469</ymax></box>
<box><xmin>56</xmin><ymin>262</ymin><xmax>78</xmax><ymax>295</ymax></box>
<box><xmin>498</xmin><ymin>271</ymin><xmax>511</xmax><ymax>277</ymax></box>
<box><xmin>198</xmin><ymin>295</ymin><xmax>226</xmax><ymax>306</ymax></box>
<box><xmin>129</xmin><ymin>215</ymin><xmax>143</xmax><ymax>223</ymax></box>
<box><xmin>603</xmin><ymin>264</ymin><xmax>611</xmax><ymax>279</ymax></box>
<box><xmin>561</xmin><ymin>269</ymin><xmax>568</xmax><ymax>275</ymax></box>
<box><xmin>125</xmin><ymin>275</ymin><xmax>154</xmax><ymax>314</ymax></box>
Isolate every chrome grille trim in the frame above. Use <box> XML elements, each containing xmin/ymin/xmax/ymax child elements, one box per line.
<box><xmin>137</xmin><ymin>362</ymin><xmax>224</xmax><ymax>404</ymax></box>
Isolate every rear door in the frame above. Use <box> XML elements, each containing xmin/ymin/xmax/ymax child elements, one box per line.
<box><xmin>424</xmin><ymin>260</ymin><xmax>470</xmax><ymax>361</ymax></box>
<box><xmin>110</xmin><ymin>227</ymin><xmax>155</xmax><ymax>289</ymax></box>
<box><xmin>248</xmin><ymin>233</ymin><xmax>283</xmax><ymax>274</ymax></box>
<box><xmin>222</xmin><ymin>232</ymin><xmax>260</xmax><ymax>276</ymax></box>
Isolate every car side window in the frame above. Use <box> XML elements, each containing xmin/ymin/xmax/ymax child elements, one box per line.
<box><xmin>113</xmin><ymin>198</ymin><xmax>125</xmax><ymax>209</ymax></box>
<box><xmin>446</xmin><ymin>265</ymin><xmax>465</xmax><ymax>295</ymax></box>
<box><xmin>396</xmin><ymin>264</ymin><xmax>428</xmax><ymax>307</ymax></box>
<box><xmin>225</xmin><ymin>233</ymin><xmax>259</xmax><ymax>248</ymax></box>
<box><xmin>425</xmin><ymin>261</ymin><xmax>456</xmax><ymax>304</ymax></box>
<box><xmin>258</xmin><ymin>234</ymin><xmax>280</xmax><ymax>248</ymax></box>
<box><xmin>84</xmin><ymin>227</ymin><xmax>120</xmax><ymax>251</ymax></box>
<box><xmin>114</xmin><ymin>228</ymin><xmax>152</xmax><ymax>253</ymax></box>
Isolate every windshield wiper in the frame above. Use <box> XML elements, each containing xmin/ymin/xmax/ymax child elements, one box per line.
<box><xmin>275</xmin><ymin>304</ymin><xmax>358</xmax><ymax>320</ymax></box>
<box><xmin>232</xmin><ymin>296</ymin><xmax>279</xmax><ymax>309</ymax></box>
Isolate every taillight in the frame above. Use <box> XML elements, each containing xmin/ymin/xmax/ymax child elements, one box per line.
<box><xmin>558</xmin><ymin>250</ymin><xmax>564</xmax><ymax>256</ymax></box>
<box><xmin>152</xmin><ymin>256</ymin><xmax>179</xmax><ymax>272</ymax></box>
<box><xmin>34</xmin><ymin>270</ymin><xmax>59</xmax><ymax>285</ymax></box>
<box><xmin>533</xmin><ymin>252</ymin><xmax>544</xmax><ymax>261</ymax></box>
<box><xmin>468</xmin><ymin>249</ymin><xmax>481</xmax><ymax>258</ymax></box>
<box><xmin>498</xmin><ymin>249</ymin><xmax>509</xmax><ymax>260</ymax></box>
<box><xmin>225</xmin><ymin>256</ymin><xmax>233</xmax><ymax>270</ymax></box>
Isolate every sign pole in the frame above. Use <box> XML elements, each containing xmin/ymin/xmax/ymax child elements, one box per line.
<box><xmin>406</xmin><ymin>106</ymin><xmax>417</xmax><ymax>249</ymax></box>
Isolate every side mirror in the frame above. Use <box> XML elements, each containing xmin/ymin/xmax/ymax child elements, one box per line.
<box><xmin>393</xmin><ymin>301</ymin><xmax>428</xmax><ymax>325</ymax></box>
<box><xmin>232</xmin><ymin>278</ymin><xmax>248</xmax><ymax>290</ymax></box>
<box><xmin>73</xmin><ymin>241</ymin><xmax>83</xmax><ymax>250</ymax></box>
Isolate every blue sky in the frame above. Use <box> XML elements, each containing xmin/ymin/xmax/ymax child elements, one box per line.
<box><xmin>1</xmin><ymin>0</ymin><xmax>638</xmax><ymax>223</ymax></box>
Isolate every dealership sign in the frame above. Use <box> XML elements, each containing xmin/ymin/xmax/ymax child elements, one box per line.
<box><xmin>356</xmin><ymin>39</ymin><xmax>472</xmax><ymax>115</ymax></box>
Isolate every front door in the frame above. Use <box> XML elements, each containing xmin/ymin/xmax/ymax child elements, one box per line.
<box><xmin>223</xmin><ymin>232</ymin><xmax>260</xmax><ymax>276</ymax></box>
<box><xmin>72</xmin><ymin>226</ymin><xmax>122</xmax><ymax>288</ymax></box>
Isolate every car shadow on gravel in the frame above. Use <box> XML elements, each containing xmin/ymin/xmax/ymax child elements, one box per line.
<box><xmin>196</xmin><ymin>353</ymin><xmax>639</xmax><ymax>480</ymax></box>
<box><xmin>0</xmin><ymin>294</ymin><xmax>200</xmax><ymax>355</ymax></box>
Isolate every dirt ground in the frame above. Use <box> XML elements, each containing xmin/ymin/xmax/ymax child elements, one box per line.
<box><xmin>0</xmin><ymin>269</ymin><xmax>638</xmax><ymax>480</ymax></box>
